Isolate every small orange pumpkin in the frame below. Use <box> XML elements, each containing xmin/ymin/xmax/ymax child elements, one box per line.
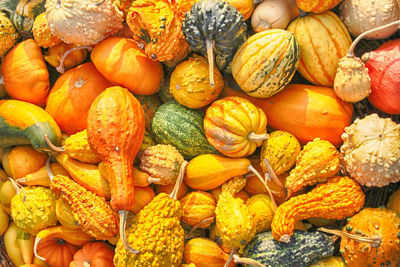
<box><xmin>70</xmin><ymin>242</ymin><xmax>115</xmax><ymax>267</ymax></box>
<box><xmin>36</xmin><ymin>238</ymin><xmax>78</xmax><ymax>267</ymax></box>
<box><xmin>7</xmin><ymin>145</ymin><xmax>48</xmax><ymax>179</ymax></box>
<box><xmin>1</xmin><ymin>39</ymin><xmax>49</xmax><ymax>106</ymax></box>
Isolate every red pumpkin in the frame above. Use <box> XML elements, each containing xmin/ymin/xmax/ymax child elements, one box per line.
<box><xmin>70</xmin><ymin>242</ymin><xmax>115</xmax><ymax>267</ymax></box>
<box><xmin>45</xmin><ymin>63</ymin><xmax>112</xmax><ymax>135</ymax></box>
<box><xmin>36</xmin><ymin>238</ymin><xmax>78</xmax><ymax>267</ymax></box>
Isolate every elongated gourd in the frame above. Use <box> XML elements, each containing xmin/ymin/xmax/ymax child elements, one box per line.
<box><xmin>16</xmin><ymin>162</ymin><xmax>69</xmax><ymax>187</ymax></box>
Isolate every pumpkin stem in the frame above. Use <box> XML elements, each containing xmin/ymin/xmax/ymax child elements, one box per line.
<box><xmin>347</xmin><ymin>20</ymin><xmax>400</xmax><ymax>58</ymax></box>
<box><xmin>45</xmin><ymin>155</ymin><xmax>55</xmax><ymax>182</ymax></box>
<box><xmin>8</xmin><ymin>177</ymin><xmax>23</xmax><ymax>195</ymax></box>
<box><xmin>44</xmin><ymin>134</ymin><xmax>65</xmax><ymax>153</ymax></box>
<box><xmin>147</xmin><ymin>176</ymin><xmax>162</xmax><ymax>185</ymax></box>
<box><xmin>318</xmin><ymin>227</ymin><xmax>381</xmax><ymax>248</ymax></box>
<box><xmin>119</xmin><ymin>210</ymin><xmax>140</xmax><ymax>254</ymax></box>
<box><xmin>94</xmin><ymin>0</ymin><xmax>105</xmax><ymax>6</ymax></box>
<box><xmin>247</xmin><ymin>132</ymin><xmax>269</xmax><ymax>143</ymax></box>
<box><xmin>224</xmin><ymin>248</ymin><xmax>235</xmax><ymax>267</ymax></box>
<box><xmin>56</xmin><ymin>45</ymin><xmax>92</xmax><ymax>73</ymax></box>
<box><xmin>170</xmin><ymin>160</ymin><xmax>188</xmax><ymax>200</ymax></box>
<box><xmin>33</xmin><ymin>237</ymin><xmax>46</xmax><ymax>261</ymax></box>
<box><xmin>233</xmin><ymin>255</ymin><xmax>267</xmax><ymax>267</ymax></box>
<box><xmin>247</xmin><ymin>165</ymin><xmax>278</xmax><ymax>211</ymax></box>
<box><xmin>206</xmin><ymin>39</ymin><xmax>215</xmax><ymax>87</ymax></box>
<box><xmin>185</xmin><ymin>217</ymin><xmax>214</xmax><ymax>240</ymax></box>
<box><xmin>263</xmin><ymin>158</ymin><xmax>287</xmax><ymax>197</ymax></box>
<box><xmin>279</xmin><ymin>234</ymin><xmax>291</xmax><ymax>243</ymax></box>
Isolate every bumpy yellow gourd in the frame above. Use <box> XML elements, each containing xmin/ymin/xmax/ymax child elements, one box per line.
<box><xmin>63</xmin><ymin>130</ymin><xmax>102</xmax><ymax>164</ymax></box>
<box><xmin>32</xmin><ymin>12</ymin><xmax>62</xmax><ymax>48</ymax></box>
<box><xmin>0</xmin><ymin>12</ymin><xmax>19</xmax><ymax>58</ymax></box>
<box><xmin>246</xmin><ymin>194</ymin><xmax>274</xmax><ymax>233</ymax></box>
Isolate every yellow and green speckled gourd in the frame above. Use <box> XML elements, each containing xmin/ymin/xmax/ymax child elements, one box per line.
<box><xmin>0</xmin><ymin>11</ymin><xmax>18</xmax><ymax>58</ymax></box>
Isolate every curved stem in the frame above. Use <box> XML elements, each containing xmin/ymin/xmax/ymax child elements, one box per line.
<box><xmin>279</xmin><ymin>234</ymin><xmax>291</xmax><ymax>243</ymax></box>
<box><xmin>119</xmin><ymin>210</ymin><xmax>140</xmax><ymax>254</ymax></box>
<box><xmin>234</xmin><ymin>255</ymin><xmax>266</xmax><ymax>267</ymax></box>
<box><xmin>44</xmin><ymin>134</ymin><xmax>65</xmax><ymax>152</ymax></box>
<box><xmin>170</xmin><ymin>161</ymin><xmax>188</xmax><ymax>200</ymax></box>
<box><xmin>33</xmin><ymin>237</ymin><xmax>46</xmax><ymax>261</ymax></box>
<box><xmin>56</xmin><ymin>46</ymin><xmax>92</xmax><ymax>73</ymax></box>
<box><xmin>318</xmin><ymin>227</ymin><xmax>381</xmax><ymax>248</ymax></box>
<box><xmin>185</xmin><ymin>217</ymin><xmax>214</xmax><ymax>239</ymax></box>
<box><xmin>206</xmin><ymin>39</ymin><xmax>215</xmax><ymax>87</ymax></box>
<box><xmin>248</xmin><ymin>165</ymin><xmax>278</xmax><ymax>211</ymax></box>
<box><xmin>45</xmin><ymin>155</ymin><xmax>55</xmax><ymax>183</ymax></box>
<box><xmin>8</xmin><ymin>177</ymin><xmax>22</xmax><ymax>195</ymax></box>
<box><xmin>147</xmin><ymin>177</ymin><xmax>161</xmax><ymax>185</ymax></box>
<box><xmin>93</xmin><ymin>0</ymin><xmax>105</xmax><ymax>6</ymax></box>
<box><xmin>347</xmin><ymin>20</ymin><xmax>400</xmax><ymax>57</ymax></box>
<box><xmin>224</xmin><ymin>248</ymin><xmax>235</xmax><ymax>267</ymax></box>
<box><xmin>247</xmin><ymin>132</ymin><xmax>269</xmax><ymax>142</ymax></box>
<box><xmin>263</xmin><ymin>158</ymin><xmax>287</xmax><ymax>198</ymax></box>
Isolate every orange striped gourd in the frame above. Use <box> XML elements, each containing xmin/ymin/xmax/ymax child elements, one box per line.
<box><xmin>287</xmin><ymin>11</ymin><xmax>352</xmax><ymax>87</ymax></box>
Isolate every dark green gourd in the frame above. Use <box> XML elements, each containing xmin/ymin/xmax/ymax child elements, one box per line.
<box><xmin>244</xmin><ymin>231</ymin><xmax>335</xmax><ymax>267</ymax></box>
<box><xmin>182</xmin><ymin>0</ymin><xmax>247</xmax><ymax>86</ymax></box>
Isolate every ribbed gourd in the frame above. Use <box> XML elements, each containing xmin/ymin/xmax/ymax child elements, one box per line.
<box><xmin>0</xmin><ymin>11</ymin><xmax>18</xmax><ymax>58</ymax></box>
<box><xmin>340</xmin><ymin>114</ymin><xmax>400</xmax><ymax>187</ymax></box>
<box><xmin>182</xmin><ymin>0</ymin><xmax>247</xmax><ymax>86</ymax></box>
<box><xmin>231</xmin><ymin>29</ymin><xmax>300</xmax><ymax>98</ymax></box>
<box><xmin>180</xmin><ymin>191</ymin><xmax>216</xmax><ymax>228</ymax></box>
<box><xmin>32</xmin><ymin>12</ymin><xmax>62</xmax><ymax>48</ymax></box>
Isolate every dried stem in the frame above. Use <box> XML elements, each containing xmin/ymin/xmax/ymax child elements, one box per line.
<box><xmin>247</xmin><ymin>132</ymin><xmax>269</xmax><ymax>142</ymax></box>
<box><xmin>248</xmin><ymin>165</ymin><xmax>278</xmax><ymax>211</ymax></box>
<box><xmin>185</xmin><ymin>217</ymin><xmax>214</xmax><ymax>239</ymax></box>
<box><xmin>206</xmin><ymin>39</ymin><xmax>215</xmax><ymax>87</ymax></box>
<box><xmin>33</xmin><ymin>237</ymin><xmax>46</xmax><ymax>261</ymax></box>
<box><xmin>170</xmin><ymin>161</ymin><xmax>188</xmax><ymax>200</ymax></box>
<box><xmin>147</xmin><ymin>177</ymin><xmax>161</xmax><ymax>184</ymax></box>
<box><xmin>57</xmin><ymin>46</ymin><xmax>92</xmax><ymax>73</ymax></box>
<box><xmin>318</xmin><ymin>227</ymin><xmax>381</xmax><ymax>248</ymax></box>
<box><xmin>224</xmin><ymin>248</ymin><xmax>235</xmax><ymax>267</ymax></box>
<box><xmin>234</xmin><ymin>254</ymin><xmax>266</xmax><ymax>267</ymax></box>
<box><xmin>44</xmin><ymin>134</ymin><xmax>65</xmax><ymax>152</ymax></box>
<box><xmin>263</xmin><ymin>158</ymin><xmax>287</xmax><ymax>197</ymax></box>
<box><xmin>45</xmin><ymin>155</ymin><xmax>55</xmax><ymax>182</ymax></box>
<box><xmin>119</xmin><ymin>210</ymin><xmax>140</xmax><ymax>254</ymax></box>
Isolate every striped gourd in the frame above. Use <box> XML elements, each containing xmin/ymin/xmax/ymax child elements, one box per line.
<box><xmin>231</xmin><ymin>29</ymin><xmax>300</xmax><ymax>99</ymax></box>
<box><xmin>287</xmin><ymin>11</ymin><xmax>352</xmax><ymax>87</ymax></box>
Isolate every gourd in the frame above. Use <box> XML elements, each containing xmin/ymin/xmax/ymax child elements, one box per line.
<box><xmin>246</xmin><ymin>194</ymin><xmax>275</xmax><ymax>233</ymax></box>
<box><xmin>55</xmin><ymin>198</ymin><xmax>79</xmax><ymax>229</ymax></box>
<box><xmin>126</xmin><ymin>0</ymin><xmax>190</xmax><ymax>63</ymax></box>
<box><xmin>182</xmin><ymin>0</ymin><xmax>247</xmax><ymax>86</ymax></box>
<box><xmin>387</xmin><ymin>189</ymin><xmax>400</xmax><ymax>214</ymax></box>
<box><xmin>44</xmin><ymin>42</ymin><xmax>88</xmax><ymax>73</ymax></box>
<box><xmin>310</xmin><ymin>257</ymin><xmax>345</xmax><ymax>267</ymax></box>
<box><xmin>91</xmin><ymin>37</ymin><xmax>164</xmax><ymax>95</ymax></box>
<box><xmin>170</xmin><ymin>55</ymin><xmax>224</xmax><ymax>109</ymax></box>
<box><xmin>32</xmin><ymin>12</ymin><xmax>61</xmax><ymax>48</ymax></box>
<box><xmin>0</xmin><ymin>11</ymin><xmax>18</xmax><ymax>58</ymax></box>
<box><xmin>151</xmin><ymin>101</ymin><xmax>218</xmax><ymax>160</ymax></box>
<box><xmin>70</xmin><ymin>242</ymin><xmax>115</xmax><ymax>267</ymax></box>
<box><xmin>271</xmin><ymin>176</ymin><xmax>365</xmax><ymax>243</ymax></box>
<box><xmin>340</xmin><ymin>0</ymin><xmax>399</xmax><ymax>39</ymax></box>
<box><xmin>35</xmin><ymin>237</ymin><xmax>78</xmax><ymax>267</ymax></box>
<box><xmin>1</xmin><ymin>39</ymin><xmax>49</xmax><ymax>106</ymax></box>
<box><xmin>45</xmin><ymin>62</ymin><xmax>112</xmax><ymax>135</ymax></box>
<box><xmin>204</xmin><ymin>96</ymin><xmax>268</xmax><ymax>158</ymax></box>
<box><xmin>285</xmin><ymin>138</ymin><xmax>340</xmax><ymax>197</ymax></box>
<box><xmin>231</xmin><ymin>29</ymin><xmax>300</xmax><ymax>98</ymax></box>
<box><xmin>243</xmin><ymin>231</ymin><xmax>335</xmax><ymax>267</ymax></box>
<box><xmin>224</xmin><ymin>0</ymin><xmax>255</xmax><ymax>21</ymax></box>
<box><xmin>250</xmin><ymin>0</ymin><xmax>293</xmax><ymax>32</ymax></box>
<box><xmin>155</xmin><ymin>182</ymin><xmax>188</xmax><ymax>200</ymax></box>
<box><xmin>157</xmin><ymin>77</ymin><xmax>174</xmax><ymax>103</ymax></box>
<box><xmin>340</xmin><ymin>114</ymin><xmax>400</xmax><ymax>187</ymax></box>
<box><xmin>131</xmin><ymin>186</ymin><xmax>155</xmax><ymax>214</ymax></box>
<box><xmin>180</xmin><ymin>191</ymin><xmax>216</xmax><ymax>228</ymax></box>
<box><xmin>135</xmin><ymin>94</ymin><xmax>162</xmax><ymax>132</ymax></box>
<box><xmin>287</xmin><ymin>11</ymin><xmax>352</xmax><ymax>87</ymax></box>
<box><xmin>6</xmin><ymin>145</ymin><xmax>48</xmax><ymax>179</ymax></box>
<box><xmin>296</xmin><ymin>0</ymin><xmax>341</xmax><ymax>13</ymax></box>
<box><xmin>212</xmin><ymin>186</ymin><xmax>249</xmax><ymax>202</ymax></box>
<box><xmin>45</xmin><ymin>0</ymin><xmax>124</xmax><ymax>46</ymax></box>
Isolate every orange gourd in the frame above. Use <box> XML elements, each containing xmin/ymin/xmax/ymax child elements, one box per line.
<box><xmin>296</xmin><ymin>0</ymin><xmax>341</xmax><ymax>13</ymax></box>
<box><xmin>91</xmin><ymin>37</ymin><xmax>163</xmax><ymax>95</ymax></box>
<box><xmin>35</xmin><ymin>237</ymin><xmax>78</xmax><ymax>267</ymax></box>
<box><xmin>7</xmin><ymin>146</ymin><xmax>48</xmax><ymax>179</ymax></box>
<box><xmin>1</xmin><ymin>39</ymin><xmax>49</xmax><ymax>106</ymax></box>
<box><xmin>132</xmin><ymin>186</ymin><xmax>155</xmax><ymax>214</ymax></box>
<box><xmin>45</xmin><ymin>63</ymin><xmax>111</xmax><ymax>135</ymax></box>
<box><xmin>70</xmin><ymin>242</ymin><xmax>115</xmax><ymax>267</ymax></box>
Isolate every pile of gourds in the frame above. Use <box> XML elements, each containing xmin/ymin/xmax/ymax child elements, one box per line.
<box><xmin>0</xmin><ymin>0</ymin><xmax>400</xmax><ymax>266</ymax></box>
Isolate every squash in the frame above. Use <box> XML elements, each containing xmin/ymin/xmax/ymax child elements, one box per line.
<box><xmin>340</xmin><ymin>0</ymin><xmax>399</xmax><ymax>39</ymax></box>
<box><xmin>170</xmin><ymin>55</ymin><xmax>224</xmax><ymax>109</ymax></box>
<box><xmin>296</xmin><ymin>0</ymin><xmax>341</xmax><ymax>13</ymax></box>
<box><xmin>151</xmin><ymin>101</ymin><xmax>218</xmax><ymax>160</ymax></box>
<box><xmin>55</xmin><ymin>198</ymin><xmax>79</xmax><ymax>229</ymax></box>
<box><xmin>224</xmin><ymin>0</ymin><xmax>255</xmax><ymax>21</ymax></box>
<box><xmin>45</xmin><ymin>0</ymin><xmax>123</xmax><ymax>46</ymax></box>
<box><xmin>180</xmin><ymin>191</ymin><xmax>216</xmax><ymax>228</ymax></box>
<box><xmin>287</xmin><ymin>11</ymin><xmax>352</xmax><ymax>87</ymax></box>
<box><xmin>246</xmin><ymin>194</ymin><xmax>275</xmax><ymax>233</ymax></box>
<box><xmin>0</xmin><ymin>99</ymin><xmax>62</xmax><ymax>152</ymax></box>
<box><xmin>1</xmin><ymin>39</ymin><xmax>49</xmax><ymax>106</ymax></box>
<box><xmin>0</xmin><ymin>11</ymin><xmax>19</xmax><ymax>58</ymax></box>
<box><xmin>387</xmin><ymin>189</ymin><xmax>400</xmax><ymax>214</ymax></box>
<box><xmin>91</xmin><ymin>37</ymin><xmax>164</xmax><ymax>95</ymax></box>
<box><xmin>15</xmin><ymin>163</ymin><xmax>68</xmax><ymax>187</ymax></box>
<box><xmin>155</xmin><ymin>182</ymin><xmax>188</xmax><ymax>200</ymax></box>
<box><xmin>244</xmin><ymin>172</ymin><xmax>288</xmax><ymax>205</ymax></box>
<box><xmin>6</xmin><ymin>146</ymin><xmax>48</xmax><ymax>179</ymax></box>
<box><xmin>131</xmin><ymin>186</ymin><xmax>155</xmax><ymax>214</ymax></box>
<box><xmin>231</xmin><ymin>29</ymin><xmax>299</xmax><ymax>98</ymax></box>
<box><xmin>44</xmin><ymin>42</ymin><xmax>89</xmax><ymax>73</ymax></box>
<box><xmin>204</xmin><ymin>96</ymin><xmax>268</xmax><ymax>158</ymax></box>
<box><xmin>32</xmin><ymin>12</ymin><xmax>61</xmax><ymax>48</ymax></box>
<box><xmin>70</xmin><ymin>242</ymin><xmax>115</xmax><ymax>267</ymax></box>
<box><xmin>45</xmin><ymin>62</ymin><xmax>111</xmax><ymax>135</ymax></box>
<box><xmin>35</xmin><ymin>237</ymin><xmax>78</xmax><ymax>267</ymax></box>
<box><xmin>250</xmin><ymin>0</ymin><xmax>293</xmax><ymax>32</ymax></box>
<box><xmin>135</xmin><ymin>94</ymin><xmax>162</xmax><ymax>132</ymax></box>
<box><xmin>340</xmin><ymin>114</ymin><xmax>400</xmax><ymax>187</ymax></box>
<box><xmin>34</xmin><ymin>226</ymin><xmax>93</xmax><ymax>250</ymax></box>
<box><xmin>310</xmin><ymin>256</ymin><xmax>345</xmax><ymax>267</ymax></box>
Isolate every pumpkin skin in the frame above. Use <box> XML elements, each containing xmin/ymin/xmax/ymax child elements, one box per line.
<box><xmin>287</xmin><ymin>11</ymin><xmax>352</xmax><ymax>87</ymax></box>
<box><xmin>1</xmin><ymin>39</ymin><xmax>49</xmax><ymax>106</ymax></box>
<box><xmin>296</xmin><ymin>0</ymin><xmax>341</xmax><ymax>13</ymax></box>
<box><xmin>70</xmin><ymin>242</ymin><xmax>115</xmax><ymax>267</ymax></box>
<box><xmin>45</xmin><ymin>63</ymin><xmax>111</xmax><ymax>135</ymax></box>
<box><xmin>91</xmin><ymin>37</ymin><xmax>164</xmax><ymax>95</ymax></box>
<box><xmin>36</xmin><ymin>238</ymin><xmax>78</xmax><ymax>267</ymax></box>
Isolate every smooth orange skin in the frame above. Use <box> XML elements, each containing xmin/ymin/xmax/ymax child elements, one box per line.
<box><xmin>132</xmin><ymin>186</ymin><xmax>155</xmax><ymax>213</ymax></box>
<box><xmin>7</xmin><ymin>145</ymin><xmax>48</xmax><ymax>179</ymax></box>
<box><xmin>91</xmin><ymin>37</ymin><xmax>163</xmax><ymax>95</ymax></box>
<box><xmin>70</xmin><ymin>242</ymin><xmax>114</xmax><ymax>267</ymax></box>
<box><xmin>36</xmin><ymin>238</ymin><xmax>78</xmax><ymax>267</ymax></box>
<box><xmin>1</xmin><ymin>39</ymin><xmax>49</xmax><ymax>106</ymax></box>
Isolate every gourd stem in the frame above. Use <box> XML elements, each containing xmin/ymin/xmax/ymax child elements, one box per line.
<box><xmin>247</xmin><ymin>132</ymin><xmax>269</xmax><ymax>142</ymax></box>
<box><xmin>94</xmin><ymin>0</ymin><xmax>105</xmax><ymax>6</ymax></box>
<box><xmin>318</xmin><ymin>227</ymin><xmax>381</xmax><ymax>248</ymax></box>
<box><xmin>44</xmin><ymin>134</ymin><xmax>65</xmax><ymax>152</ymax></box>
<box><xmin>347</xmin><ymin>20</ymin><xmax>400</xmax><ymax>57</ymax></box>
<box><xmin>45</xmin><ymin>156</ymin><xmax>55</xmax><ymax>182</ymax></box>
<box><xmin>185</xmin><ymin>217</ymin><xmax>214</xmax><ymax>239</ymax></box>
<box><xmin>8</xmin><ymin>177</ymin><xmax>23</xmax><ymax>195</ymax></box>
<box><xmin>298</xmin><ymin>8</ymin><xmax>308</xmax><ymax>18</ymax></box>
<box><xmin>224</xmin><ymin>248</ymin><xmax>235</xmax><ymax>267</ymax></box>
<box><xmin>33</xmin><ymin>237</ymin><xmax>46</xmax><ymax>261</ymax></box>
<box><xmin>248</xmin><ymin>165</ymin><xmax>278</xmax><ymax>211</ymax></box>
<box><xmin>57</xmin><ymin>46</ymin><xmax>92</xmax><ymax>73</ymax></box>
<box><xmin>256</xmin><ymin>12</ymin><xmax>287</xmax><ymax>32</ymax></box>
<box><xmin>119</xmin><ymin>210</ymin><xmax>140</xmax><ymax>254</ymax></box>
<box><xmin>263</xmin><ymin>158</ymin><xmax>287</xmax><ymax>198</ymax></box>
<box><xmin>147</xmin><ymin>177</ymin><xmax>161</xmax><ymax>185</ymax></box>
<box><xmin>206</xmin><ymin>39</ymin><xmax>215</xmax><ymax>87</ymax></box>
<box><xmin>279</xmin><ymin>234</ymin><xmax>291</xmax><ymax>243</ymax></box>
<box><xmin>234</xmin><ymin>255</ymin><xmax>267</xmax><ymax>267</ymax></box>
<box><xmin>0</xmin><ymin>75</ymin><xmax>4</xmax><ymax>86</ymax></box>
<box><xmin>170</xmin><ymin>160</ymin><xmax>188</xmax><ymax>200</ymax></box>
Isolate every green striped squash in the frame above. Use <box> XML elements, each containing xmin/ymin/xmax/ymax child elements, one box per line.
<box><xmin>231</xmin><ymin>29</ymin><xmax>300</xmax><ymax>98</ymax></box>
<box><xmin>150</xmin><ymin>101</ymin><xmax>218</xmax><ymax>160</ymax></box>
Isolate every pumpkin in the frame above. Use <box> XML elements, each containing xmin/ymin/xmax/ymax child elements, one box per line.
<box><xmin>251</xmin><ymin>0</ymin><xmax>294</xmax><ymax>32</ymax></box>
<box><xmin>70</xmin><ymin>242</ymin><xmax>115</xmax><ymax>267</ymax></box>
<box><xmin>182</xmin><ymin>0</ymin><xmax>247</xmax><ymax>85</ymax></box>
<box><xmin>0</xmin><ymin>11</ymin><xmax>19</xmax><ymax>58</ymax></box>
<box><xmin>296</xmin><ymin>0</ymin><xmax>341</xmax><ymax>13</ymax></box>
<box><xmin>204</xmin><ymin>96</ymin><xmax>268</xmax><ymax>158</ymax></box>
<box><xmin>36</xmin><ymin>238</ymin><xmax>78</xmax><ymax>267</ymax></box>
<box><xmin>91</xmin><ymin>37</ymin><xmax>164</xmax><ymax>95</ymax></box>
<box><xmin>287</xmin><ymin>11</ymin><xmax>352</xmax><ymax>87</ymax></box>
<box><xmin>224</xmin><ymin>0</ymin><xmax>255</xmax><ymax>21</ymax></box>
<box><xmin>340</xmin><ymin>114</ymin><xmax>400</xmax><ymax>187</ymax></box>
<box><xmin>44</xmin><ymin>42</ymin><xmax>89</xmax><ymax>73</ymax></box>
<box><xmin>170</xmin><ymin>55</ymin><xmax>224</xmax><ymax>109</ymax></box>
<box><xmin>45</xmin><ymin>62</ymin><xmax>111</xmax><ymax>135</ymax></box>
<box><xmin>6</xmin><ymin>145</ymin><xmax>48</xmax><ymax>179</ymax></box>
<box><xmin>32</xmin><ymin>12</ymin><xmax>61</xmax><ymax>48</ymax></box>
<box><xmin>231</xmin><ymin>29</ymin><xmax>300</xmax><ymax>98</ymax></box>
<box><xmin>387</xmin><ymin>189</ymin><xmax>400</xmax><ymax>214</ymax></box>
<box><xmin>126</xmin><ymin>0</ymin><xmax>190</xmax><ymax>63</ymax></box>
<box><xmin>45</xmin><ymin>0</ymin><xmax>124</xmax><ymax>46</ymax></box>
<box><xmin>1</xmin><ymin>39</ymin><xmax>49</xmax><ymax>106</ymax></box>
<box><xmin>180</xmin><ymin>191</ymin><xmax>216</xmax><ymax>228</ymax></box>
<box><xmin>340</xmin><ymin>0</ymin><xmax>399</xmax><ymax>39</ymax></box>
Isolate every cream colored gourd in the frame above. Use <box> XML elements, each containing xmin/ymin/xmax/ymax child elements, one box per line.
<box><xmin>251</xmin><ymin>0</ymin><xmax>292</xmax><ymax>32</ymax></box>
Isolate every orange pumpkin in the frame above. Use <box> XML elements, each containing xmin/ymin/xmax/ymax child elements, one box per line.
<box><xmin>70</xmin><ymin>242</ymin><xmax>115</xmax><ymax>267</ymax></box>
<box><xmin>91</xmin><ymin>37</ymin><xmax>164</xmax><ymax>95</ymax></box>
<box><xmin>1</xmin><ymin>39</ymin><xmax>49</xmax><ymax>106</ymax></box>
<box><xmin>36</xmin><ymin>238</ymin><xmax>78</xmax><ymax>267</ymax></box>
<box><xmin>45</xmin><ymin>63</ymin><xmax>111</xmax><ymax>135</ymax></box>
<box><xmin>6</xmin><ymin>145</ymin><xmax>48</xmax><ymax>179</ymax></box>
